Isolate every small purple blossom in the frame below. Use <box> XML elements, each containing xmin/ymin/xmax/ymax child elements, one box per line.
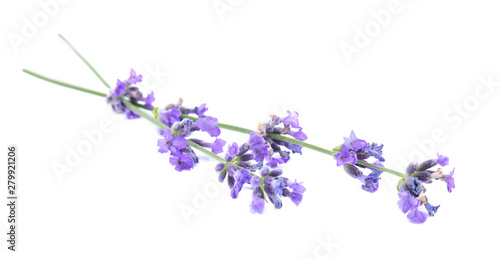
<box><xmin>334</xmin><ymin>146</ymin><xmax>357</xmax><ymax>166</ymax></box>
<box><xmin>250</xmin><ymin>194</ymin><xmax>265</xmax><ymax>214</ymax></box>
<box><xmin>444</xmin><ymin>168</ymin><xmax>455</xmax><ymax>193</ymax></box>
<box><xmin>190</xmin><ymin>138</ymin><xmax>227</xmax><ymax>154</ymax></box>
<box><xmin>169</xmin><ymin>153</ymin><xmax>194</xmax><ymax>172</ymax></box>
<box><xmin>127</xmin><ymin>68</ymin><xmax>143</xmax><ymax>84</ymax></box>
<box><xmin>286</xmin><ymin>128</ymin><xmax>308</xmax><ymax>141</ymax></box>
<box><xmin>435</xmin><ymin>153</ymin><xmax>449</xmax><ymax>167</ymax></box>
<box><xmin>206</xmin><ymin>139</ymin><xmax>226</xmax><ymax>154</ymax></box>
<box><xmin>160</xmin><ymin>108</ymin><xmax>181</xmax><ymax>126</ymax></box>
<box><xmin>144</xmin><ymin>92</ymin><xmax>155</xmax><ymax>110</ymax></box>
<box><xmin>196</xmin><ymin>116</ymin><xmax>221</xmax><ymax>137</ymax></box>
<box><xmin>249</xmin><ymin>132</ymin><xmax>270</xmax><ymax>163</ymax></box>
<box><xmin>397</xmin><ymin>190</ymin><xmax>420</xmax><ymax>214</ymax></box>
<box><xmin>424</xmin><ymin>203</ymin><xmax>440</xmax><ymax>217</ymax></box>
<box><xmin>227</xmin><ymin>142</ymin><xmax>239</xmax><ymax>158</ymax></box>
<box><xmin>343</xmin><ymin>130</ymin><xmax>368</xmax><ymax>152</ymax></box>
<box><xmin>231</xmin><ymin>169</ymin><xmax>252</xmax><ymax>198</ymax></box>
<box><xmin>282</xmin><ymin>111</ymin><xmax>301</xmax><ymax>128</ymax></box>
<box><xmin>285</xmin><ymin>179</ymin><xmax>306</xmax><ymax>206</ymax></box>
<box><xmin>107</xmin><ymin>69</ymin><xmax>155</xmax><ymax>119</ymax></box>
<box><xmin>157</xmin><ymin>130</ymin><xmax>187</xmax><ymax>155</ymax></box>
<box><xmin>270</xmin><ymin>179</ymin><xmax>286</xmax><ymax>196</ymax></box>
<box><xmin>366</xmin><ymin>143</ymin><xmax>385</xmax><ymax>162</ymax></box>
<box><xmin>194</xmin><ymin>103</ymin><xmax>208</xmax><ymax>118</ymax></box>
<box><xmin>407</xmin><ymin>208</ymin><xmax>427</xmax><ymax>224</ymax></box>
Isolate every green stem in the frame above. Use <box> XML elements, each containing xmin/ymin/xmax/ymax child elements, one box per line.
<box><xmin>121</xmin><ymin>98</ymin><xmax>227</xmax><ymax>164</ymax></box>
<box><xmin>22</xmin><ymin>69</ymin><xmax>107</xmax><ymax>97</ymax></box>
<box><xmin>58</xmin><ymin>34</ymin><xmax>110</xmax><ymax>88</ymax></box>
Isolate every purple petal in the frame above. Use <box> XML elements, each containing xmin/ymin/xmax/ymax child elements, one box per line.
<box><xmin>250</xmin><ymin>194</ymin><xmax>265</xmax><ymax>214</ymax></box>
<box><xmin>144</xmin><ymin>92</ymin><xmax>155</xmax><ymax>109</ymax></box>
<box><xmin>196</xmin><ymin>116</ymin><xmax>221</xmax><ymax>137</ymax></box>
<box><xmin>282</xmin><ymin>111</ymin><xmax>301</xmax><ymax>128</ymax></box>
<box><xmin>407</xmin><ymin>208</ymin><xmax>427</xmax><ymax>224</ymax></box>
<box><xmin>397</xmin><ymin>191</ymin><xmax>420</xmax><ymax>214</ymax></box>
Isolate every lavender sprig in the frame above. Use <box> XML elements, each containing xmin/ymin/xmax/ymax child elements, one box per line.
<box><xmin>21</xmin><ymin>35</ymin><xmax>456</xmax><ymax>222</ymax></box>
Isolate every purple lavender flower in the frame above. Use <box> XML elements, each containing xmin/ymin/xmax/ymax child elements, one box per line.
<box><xmin>189</xmin><ymin>138</ymin><xmax>226</xmax><ymax>154</ymax></box>
<box><xmin>246</xmin><ymin>167</ymin><xmax>306</xmax><ymax>213</ymax></box>
<box><xmin>231</xmin><ymin>169</ymin><xmax>252</xmax><ymax>198</ymax></box>
<box><xmin>196</xmin><ymin>116</ymin><xmax>221</xmax><ymax>137</ymax></box>
<box><xmin>194</xmin><ymin>103</ymin><xmax>208</xmax><ymax>118</ymax></box>
<box><xmin>444</xmin><ymin>168</ymin><xmax>455</xmax><ymax>193</ymax></box>
<box><xmin>160</xmin><ymin>108</ymin><xmax>182</xmax><ymax>126</ymax></box>
<box><xmin>334</xmin><ymin>146</ymin><xmax>357</xmax><ymax>166</ymax></box>
<box><xmin>127</xmin><ymin>68</ymin><xmax>143</xmax><ymax>84</ymax></box>
<box><xmin>424</xmin><ymin>203</ymin><xmax>440</xmax><ymax>217</ymax></box>
<box><xmin>107</xmin><ymin>69</ymin><xmax>155</xmax><ymax>119</ymax></box>
<box><xmin>228</xmin><ymin>142</ymin><xmax>239</xmax><ymax>158</ymax></box>
<box><xmin>250</xmin><ymin>194</ymin><xmax>265</xmax><ymax>214</ymax></box>
<box><xmin>249</xmin><ymin>132</ymin><xmax>270</xmax><ymax>163</ymax></box>
<box><xmin>271</xmin><ymin>178</ymin><xmax>286</xmax><ymax>196</ymax></box>
<box><xmin>407</xmin><ymin>207</ymin><xmax>427</xmax><ymax>224</ymax></box>
<box><xmin>266</xmin><ymin>156</ymin><xmax>288</xmax><ymax>168</ymax></box>
<box><xmin>435</xmin><ymin>153</ymin><xmax>449</xmax><ymax>167</ymax></box>
<box><xmin>397</xmin><ymin>190</ymin><xmax>420</xmax><ymax>214</ymax></box>
<box><xmin>282</xmin><ymin>111</ymin><xmax>301</xmax><ymax>128</ymax></box>
<box><xmin>253</xmin><ymin>111</ymin><xmax>308</xmax><ymax>165</ymax></box>
<box><xmin>286</xmin><ymin>128</ymin><xmax>308</xmax><ymax>141</ymax></box>
<box><xmin>285</xmin><ymin>179</ymin><xmax>306</xmax><ymax>206</ymax></box>
<box><xmin>157</xmin><ymin>130</ymin><xmax>187</xmax><ymax>155</ymax></box>
<box><xmin>343</xmin><ymin>130</ymin><xmax>368</xmax><ymax>152</ymax></box>
<box><xmin>169</xmin><ymin>153</ymin><xmax>194</xmax><ymax>172</ymax></box>
<box><xmin>366</xmin><ymin>143</ymin><xmax>385</xmax><ymax>162</ymax></box>
<box><xmin>397</xmin><ymin>159</ymin><xmax>452</xmax><ymax>224</ymax></box>
<box><xmin>144</xmin><ymin>92</ymin><xmax>155</xmax><ymax>110</ymax></box>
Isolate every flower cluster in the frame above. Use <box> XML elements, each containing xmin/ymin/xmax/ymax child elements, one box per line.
<box><xmin>335</xmin><ymin>131</ymin><xmax>385</xmax><ymax>193</ymax></box>
<box><xmin>397</xmin><ymin>154</ymin><xmax>455</xmax><ymax>223</ymax></box>
<box><xmin>255</xmin><ymin>111</ymin><xmax>308</xmax><ymax>167</ymax></box>
<box><xmin>156</xmin><ymin>100</ymin><xmax>225</xmax><ymax>172</ymax></box>
<box><xmin>215</xmin><ymin>134</ymin><xmax>306</xmax><ymax>213</ymax></box>
<box><xmin>106</xmin><ymin>69</ymin><xmax>155</xmax><ymax>119</ymax></box>
<box><xmin>249</xmin><ymin>167</ymin><xmax>306</xmax><ymax>214</ymax></box>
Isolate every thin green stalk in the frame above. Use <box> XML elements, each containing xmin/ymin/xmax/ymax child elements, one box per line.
<box><xmin>121</xmin><ymin>98</ymin><xmax>227</xmax><ymax>164</ymax></box>
<box><xmin>59</xmin><ymin>34</ymin><xmax>110</xmax><ymax>88</ymax></box>
<box><xmin>22</xmin><ymin>69</ymin><xmax>107</xmax><ymax>97</ymax></box>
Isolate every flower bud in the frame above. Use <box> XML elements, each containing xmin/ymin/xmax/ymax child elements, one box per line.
<box><xmin>238</xmin><ymin>153</ymin><xmax>255</xmax><ymax>161</ymax></box>
<box><xmin>343</xmin><ymin>163</ymin><xmax>362</xmax><ymax>178</ymax></box>
<box><xmin>417</xmin><ymin>160</ymin><xmax>437</xmax><ymax>172</ymax></box>
<box><xmin>215</xmin><ymin>163</ymin><xmax>225</xmax><ymax>172</ymax></box>
<box><xmin>406</xmin><ymin>162</ymin><xmax>419</xmax><ymax>175</ymax></box>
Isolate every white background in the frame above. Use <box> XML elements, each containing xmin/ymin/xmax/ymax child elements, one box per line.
<box><xmin>1</xmin><ymin>0</ymin><xmax>499</xmax><ymax>258</ymax></box>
